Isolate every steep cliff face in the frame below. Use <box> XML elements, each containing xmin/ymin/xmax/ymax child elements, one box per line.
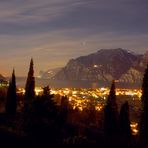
<box><xmin>119</xmin><ymin>68</ymin><xmax>143</xmax><ymax>83</ymax></box>
<box><xmin>55</xmin><ymin>59</ymin><xmax>114</xmax><ymax>81</ymax></box>
<box><xmin>37</xmin><ymin>68</ymin><xmax>62</xmax><ymax>79</ymax></box>
<box><xmin>0</xmin><ymin>74</ymin><xmax>5</xmax><ymax>80</ymax></box>
<box><xmin>0</xmin><ymin>74</ymin><xmax>8</xmax><ymax>85</ymax></box>
<box><xmin>54</xmin><ymin>48</ymin><xmax>142</xmax><ymax>82</ymax></box>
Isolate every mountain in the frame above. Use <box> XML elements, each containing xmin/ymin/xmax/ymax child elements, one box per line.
<box><xmin>37</xmin><ymin>68</ymin><xmax>62</xmax><ymax>79</ymax></box>
<box><xmin>0</xmin><ymin>74</ymin><xmax>8</xmax><ymax>86</ymax></box>
<box><xmin>0</xmin><ymin>74</ymin><xmax>6</xmax><ymax>80</ymax></box>
<box><xmin>119</xmin><ymin>68</ymin><xmax>143</xmax><ymax>83</ymax></box>
<box><xmin>54</xmin><ymin>48</ymin><xmax>145</xmax><ymax>83</ymax></box>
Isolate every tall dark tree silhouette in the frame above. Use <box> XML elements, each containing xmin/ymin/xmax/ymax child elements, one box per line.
<box><xmin>25</xmin><ymin>85</ymin><xmax>58</xmax><ymax>143</ymax></box>
<box><xmin>104</xmin><ymin>80</ymin><xmax>119</xmax><ymax>135</ymax></box>
<box><xmin>140</xmin><ymin>64</ymin><xmax>148</xmax><ymax>138</ymax></box>
<box><xmin>119</xmin><ymin>101</ymin><xmax>131</xmax><ymax>138</ymax></box>
<box><xmin>60</xmin><ymin>96</ymin><xmax>69</xmax><ymax>122</ymax></box>
<box><xmin>41</xmin><ymin>85</ymin><xmax>57</xmax><ymax>118</ymax></box>
<box><xmin>43</xmin><ymin>85</ymin><xmax>51</xmax><ymax>97</ymax></box>
<box><xmin>25</xmin><ymin>58</ymin><xmax>35</xmax><ymax>104</ymax></box>
<box><xmin>23</xmin><ymin>59</ymin><xmax>35</xmax><ymax>133</ymax></box>
<box><xmin>56</xmin><ymin>95</ymin><xmax>70</xmax><ymax>130</ymax></box>
<box><xmin>5</xmin><ymin>69</ymin><xmax>17</xmax><ymax>115</ymax></box>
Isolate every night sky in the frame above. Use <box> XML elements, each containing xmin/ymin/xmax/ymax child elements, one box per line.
<box><xmin>0</xmin><ymin>0</ymin><xmax>148</xmax><ymax>76</ymax></box>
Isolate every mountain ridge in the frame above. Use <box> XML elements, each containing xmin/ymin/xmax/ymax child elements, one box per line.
<box><xmin>53</xmin><ymin>48</ymin><xmax>146</xmax><ymax>83</ymax></box>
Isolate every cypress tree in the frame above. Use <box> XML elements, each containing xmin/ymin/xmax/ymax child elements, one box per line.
<box><xmin>119</xmin><ymin>101</ymin><xmax>131</xmax><ymax>138</ymax></box>
<box><xmin>42</xmin><ymin>85</ymin><xmax>51</xmax><ymax>97</ymax></box>
<box><xmin>5</xmin><ymin>69</ymin><xmax>17</xmax><ymax>115</ymax></box>
<box><xmin>42</xmin><ymin>85</ymin><xmax>57</xmax><ymax>118</ymax></box>
<box><xmin>57</xmin><ymin>96</ymin><xmax>69</xmax><ymax>127</ymax></box>
<box><xmin>25</xmin><ymin>58</ymin><xmax>35</xmax><ymax>101</ymax></box>
<box><xmin>140</xmin><ymin>64</ymin><xmax>148</xmax><ymax>138</ymax></box>
<box><xmin>104</xmin><ymin>80</ymin><xmax>119</xmax><ymax>135</ymax></box>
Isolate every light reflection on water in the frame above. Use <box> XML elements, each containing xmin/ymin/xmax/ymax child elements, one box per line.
<box><xmin>15</xmin><ymin>77</ymin><xmax>140</xmax><ymax>88</ymax></box>
<box><xmin>16</xmin><ymin>77</ymin><xmax>110</xmax><ymax>88</ymax></box>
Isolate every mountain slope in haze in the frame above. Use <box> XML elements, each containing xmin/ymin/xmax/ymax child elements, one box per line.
<box><xmin>37</xmin><ymin>68</ymin><xmax>62</xmax><ymax>79</ymax></box>
<box><xmin>0</xmin><ymin>74</ymin><xmax>6</xmax><ymax>80</ymax></box>
<box><xmin>54</xmin><ymin>48</ymin><xmax>144</xmax><ymax>83</ymax></box>
<box><xmin>0</xmin><ymin>74</ymin><xmax>8</xmax><ymax>85</ymax></box>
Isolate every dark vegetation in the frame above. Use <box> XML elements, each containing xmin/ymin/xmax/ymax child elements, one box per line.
<box><xmin>0</xmin><ymin>59</ymin><xmax>148</xmax><ymax>147</ymax></box>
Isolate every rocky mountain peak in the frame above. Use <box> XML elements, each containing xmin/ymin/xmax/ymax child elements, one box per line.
<box><xmin>54</xmin><ymin>48</ymin><xmax>142</xmax><ymax>82</ymax></box>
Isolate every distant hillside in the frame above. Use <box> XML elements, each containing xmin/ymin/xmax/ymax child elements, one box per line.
<box><xmin>0</xmin><ymin>74</ymin><xmax>5</xmax><ymax>80</ymax></box>
<box><xmin>37</xmin><ymin>68</ymin><xmax>62</xmax><ymax>79</ymax></box>
<box><xmin>54</xmin><ymin>48</ymin><xmax>146</xmax><ymax>83</ymax></box>
<box><xmin>0</xmin><ymin>74</ymin><xmax>8</xmax><ymax>85</ymax></box>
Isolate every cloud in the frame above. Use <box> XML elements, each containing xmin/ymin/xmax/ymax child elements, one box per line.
<box><xmin>0</xmin><ymin>0</ymin><xmax>148</xmax><ymax>76</ymax></box>
<box><xmin>0</xmin><ymin>28</ymin><xmax>148</xmax><ymax>76</ymax></box>
<box><xmin>0</xmin><ymin>0</ymin><xmax>90</xmax><ymax>24</ymax></box>
<box><xmin>0</xmin><ymin>0</ymin><xmax>147</xmax><ymax>35</ymax></box>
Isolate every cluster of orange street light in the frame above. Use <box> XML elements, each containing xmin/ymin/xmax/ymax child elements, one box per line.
<box><xmin>17</xmin><ymin>87</ymin><xmax>141</xmax><ymax>135</ymax></box>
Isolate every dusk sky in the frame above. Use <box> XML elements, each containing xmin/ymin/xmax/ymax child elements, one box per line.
<box><xmin>0</xmin><ymin>0</ymin><xmax>148</xmax><ymax>76</ymax></box>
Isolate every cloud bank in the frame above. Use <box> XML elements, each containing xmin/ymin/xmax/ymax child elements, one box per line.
<box><xmin>0</xmin><ymin>0</ymin><xmax>148</xmax><ymax>76</ymax></box>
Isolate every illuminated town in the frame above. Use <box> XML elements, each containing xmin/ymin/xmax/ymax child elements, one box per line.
<box><xmin>17</xmin><ymin>86</ymin><xmax>141</xmax><ymax>135</ymax></box>
<box><xmin>18</xmin><ymin>87</ymin><xmax>142</xmax><ymax>108</ymax></box>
